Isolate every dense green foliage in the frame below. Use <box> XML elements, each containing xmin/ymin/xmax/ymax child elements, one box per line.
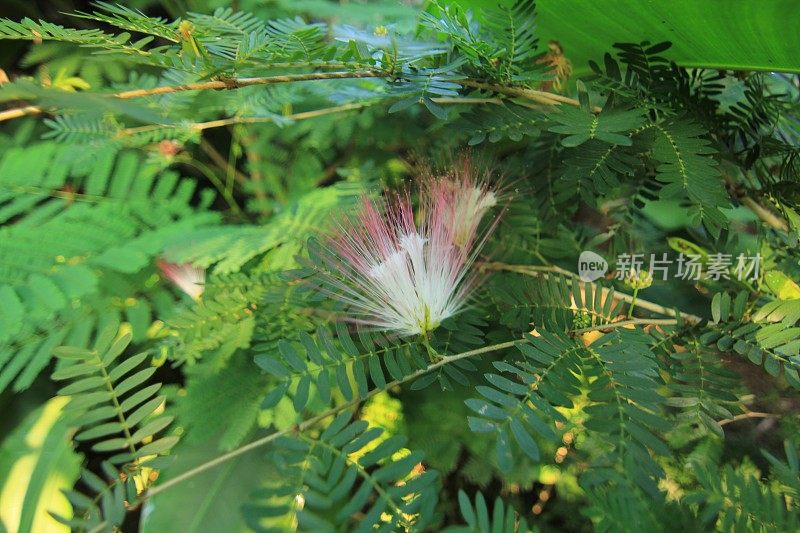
<box><xmin>0</xmin><ymin>1</ymin><xmax>798</xmax><ymax>531</ymax></box>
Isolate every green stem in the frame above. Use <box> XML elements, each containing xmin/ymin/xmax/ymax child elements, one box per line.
<box><xmin>225</xmin><ymin>132</ymin><xmax>238</xmax><ymax>200</ymax></box>
<box><xmin>141</xmin><ymin>338</ymin><xmax>520</xmax><ymax>500</ymax></box>
<box><xmin>627</xmin><ymin>287</ymin><xmax>640</xmax><ymax>319</ymax></box>
<box><xmin>420</xmin><ymin>333</ymin><xmax>439</xmax><ymax>362</ymax></box>
<box><xmin>178</xmin><ymin>157</ymin><xmax>244</xmax><ymax>217</ymax></box>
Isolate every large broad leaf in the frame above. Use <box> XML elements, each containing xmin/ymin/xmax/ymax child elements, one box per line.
<box><xmin>455</xmin><ymin>0</ymin><xmax>800</xmax><ymax>74</ymax></box>
<box><xmin>140</xmin><ymin>437</ymin><xmax>277</xmax><ymax>533</ymax></box>
<box><xmin>0</xmin><ymin>397</ymin><xmax>81</xmax><ymax>533</ymax></box>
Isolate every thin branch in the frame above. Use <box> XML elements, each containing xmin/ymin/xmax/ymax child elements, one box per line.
<box><xmin>114</xmin><ymin>70</ymin><xmax>389</xmax><ymax>99</ymax></box>
<box><xmin>483</xmin><ymin>261</ymin><xmax>704</xmax><ymax>324</ymax></box>
<box><xmin>199</xmin><ymin>139</ymin><xmax>248</xmax><ymax>185</ymax></box>
<box><xmin>141</xmin><ymin>338</ymin><xmax>520</xmax><ymax>500</ymax></box>
<box><xmin>718</xmin><ymin>412</ymin><xmax>776</xmax><ymax>426</ymax></box>
<box><xmin>570</xmin><ymin>318</ymin><xmax>679</xmax><ymax>335</ymax></box>
<box><xmin>119</xmin><ymin>98</ymin><xmax>502</xmax><ymax>136</ymax></box>
<box><xmin>115</xmin><ymin>103</ymin><xmax>372</xmax><ymax>137</ymax></box>
<box><xmin>0</xmin><ymin>69</ymin><xmax>578</xmax><ymax>125</ymax></box>
<box><xmin>0</xmin><ymin>105</ymin><xmax>41</xmax><ymax>121</ymax></box>
<box><xmin>0</xmin><ymin>71</ymin><xmax>388</xmax><ymax>123</ymax></box>
<box><xmin>460</xmin><ymin>79</ymin><xmax>602</xmax><ymax>112</ymax></box>
<box><xmin>433</xmin><ymin>96</ymin><xmax>505</xmax><ymax>105</ymax></box>
<box><xmin>723</xmin><ymin>172</ymin><xmax>788</xmax><ymax>232</ymax></box>
<box><xmin>194</xmin><ymin>101</ymin><xmax>373</xmax><ymax>131</ymax></box>
<box><xmin>175</xmin><ymin>156</ymin><xmax>244</xmax><ymax>217</ymax></box>
<box><xmin>738</xmin><ymin>195</ymin><xmax>788</xmax><ymax>232</ymax></box>
<box><xmin>239</xmin><ymin>127</ymin><xmax>269</xmax><ymax>213</ymax></box>
<box><xmin>240</xmin><ymin>61</ymin><xmax>371</xmax><ymax>70</ymax></box>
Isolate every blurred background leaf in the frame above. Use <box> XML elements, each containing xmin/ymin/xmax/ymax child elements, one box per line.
<box><xmin>0</xmin><ymin>397</ymin><xmax>81</xmax><ymax>533</ymax></box>
<box><xmin>140</xmin><ymin>437</ymin><xmax>276</xmax><ymax>533</ymax></box>
<box><xmin>455</xmin><ymin>0</ymin><xmax>800</xmax><ymax>74</ymax></box>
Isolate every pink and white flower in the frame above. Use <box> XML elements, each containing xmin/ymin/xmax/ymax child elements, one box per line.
<box><xmin>321</xmin><ymin>167</ymin><xmax>498</xmax><ymax>336</ymax></box>
<box><xmin>157</xmin><ymin>260</ymin><xmax>205</xmax><ymax>300</ymax></box>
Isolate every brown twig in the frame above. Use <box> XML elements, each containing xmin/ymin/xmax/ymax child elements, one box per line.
<box><xmin>482</xmin><ymin>261</ymin><xmax>704</xmax><ymax>325</ymax></box>
<box><xmin>117</xmin><ymin>97</ymin><xmax>506</xmax><ymax>137</ymax></box>
<box><xmin>718</xmin><ymin>411</ymin><xmax>776</xmax><ymax>426</ymax></box>
<box><xmin>0</xmin><ymin>105</ymin><xmax>41</xmax><ymax>121</ymax></box>
<box><xmin>193</xmin><ymin>101</ymin><xmax>372</xmax><ymax>131</ymax></box>
<box><xmin>723</xmin><ymin>171</ymin><xmax>789</xmax><ymax>232</ymax></box>
<box><xmin>460</xmin><ymin>79</ymin><xmax>602</xmax><ymax>112</ymax></box>
<box><xmin>737</xmin><ymin>195</ymin><xmax>788</xmax><ymax>232</ymax></box>
<box><xmin>0</xmin><ymin>68</ymin><xmax>587</xmax><ymax>124</ymax></box>
<box><xmin>0</xmin><ymin>71</ymin><xmax>388</xmax><ymax>123</ymax></box>
<box><xmin>570</xmin><ymin>318</ymin><xmax>679</xmax><ymax>335</ymax></box>
<box><xmin>114</xmin><ymin>70</ymin><xmax>388</xmax><ymax>99</ymax></box>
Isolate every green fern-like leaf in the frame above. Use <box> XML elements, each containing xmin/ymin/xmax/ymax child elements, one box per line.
<box><xmin>164</xmin><ymin>283</ymin><xmax>259</xmax><ymax>366</ymax></box>
<box><xmin>73</xmin><ymin>2</ymin><xmax>178</xmax><ymax>42</ymax></box>
<box><xmin>548</xmin><ymin>106</ymin><xmax>646</xmax><ymax>148</ymax></box>
<box><xmin>686</xmin><ymin>460</ymin><xmax>800</xmax><ymax>531</ymax></box>
<box><xmin>461</xmin><ymin>103</ymin><xmax>542</xmax><ymax>145</ymax></box>
<box><xmin>481</xmin><ymin>0</ymin><xmax>539</xmax><ymax>82</ymax></box>
<box><xmin>465</xmin><ymin>332</ymin><xmax>575</xmax><ymax>471</ymax></box>
<box><xmin>244</xmin><ymin>412</ymin><xmax>438</xmax><ymax>532</ymax></box>
<box><xmin>468</xmin><ymin>326</ymin><xmax>671</xmax><ymax>491</ymax></box>
<box><xmin>443</xmin><ymin>490</ymin><xmax>536</xmax><ymax>533</ymax></box>
<box><xmin>702</xmin><ymin>292</ymin><xmax>800</xmax><ymax>389</ymax></box>
<box><xmin>663</xmin><ymin>336</ymin><xmax>740</xmax><ymax>439</ymax></box>
<box><xmin>762</xmin><ymin>440</ymin><xmax>800</xmax><ymax>499</ymax></box>
<box><xmin>649</xmin><ymin>119</ymin><xmax>731</xmax><ymax>232</ymax></box>
<box><xmin>490</xmin><ymin>273</ymin><xmax>623</xmax><ymax>334</ymax></box>
<box><xmin>50</xmin><ymin>460</ymin><xmax>138</xmax><ymax>533</ymax></box>
<box><xmin>52</xmin><ymin>321</ymin><xmax>178</xmax><ymax>465</ymax></box>
<box><xmin>580</xmin><ymin>328</ymin><xmax>671</xmax><ymax>495</ymax></box>
<box><xmin>164</xmin><ymin>181</ymin><xmax>362</xmax><ymax>274</ymax></box>
<box><xmin>255</xmin><ymin>323</ymin><xmax>423</xmax><ymax>412</ymax></box>
<box><xmin>0</xmin><ymin>143</ymin><xmax>217</xmax><ymax>393</ymax></box>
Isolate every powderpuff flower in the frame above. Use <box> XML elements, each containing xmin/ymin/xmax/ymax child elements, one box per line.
<box><xmin>157</xmin><ymin>260</ymin><xmax>205</xmax><ymax>300</ymax></box>
<box><xmin>319</xmin><ymin>169</ymin><xmax>498</xmax><ymax>337</ymax></box>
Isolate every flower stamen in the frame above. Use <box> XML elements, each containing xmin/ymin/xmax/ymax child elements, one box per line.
<box><xmin>316</xmin><ymin>165</ymin><xmax>499</xmax><ymax>337</ymax></box>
